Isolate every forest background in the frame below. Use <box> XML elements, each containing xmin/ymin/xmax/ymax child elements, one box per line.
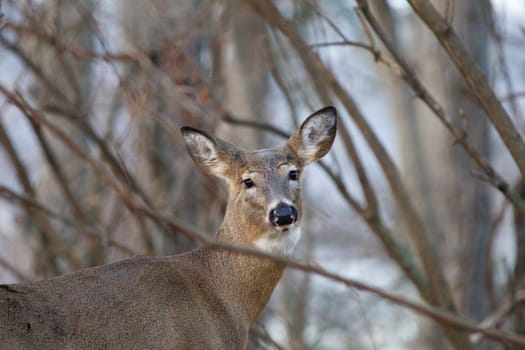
<box><xmin>0</xmin><ymin>1</ymin><xmax>524</xmax><ymax>349</ymax></box>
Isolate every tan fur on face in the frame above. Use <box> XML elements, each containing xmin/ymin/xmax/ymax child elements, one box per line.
<box><xmin>219</xmin><ymin>147</ymin><xmax>304</xmax><ymax>250</ymax></box>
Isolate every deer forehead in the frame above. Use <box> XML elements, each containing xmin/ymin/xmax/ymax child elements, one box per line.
<box><xmin>239</xmin><ymin>148</ymin><xmax>299</xmax><ymax>175</ymax></box>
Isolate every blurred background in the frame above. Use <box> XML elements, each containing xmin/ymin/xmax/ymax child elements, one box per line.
<box><xmin>0</xmin><ymin>0</ymin><xmax>524</xmax><ymax>349</ymax></box>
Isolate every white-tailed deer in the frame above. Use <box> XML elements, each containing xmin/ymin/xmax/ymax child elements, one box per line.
<box><xmin>0</xmin><ymin>107</ymin><xmax>337</xmax><ymax>349</ymax></box>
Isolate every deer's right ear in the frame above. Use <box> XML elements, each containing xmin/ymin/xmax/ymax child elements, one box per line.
<box><xmin>181</xmin><ymin>127</ymin><xmax>234</xmax><ymax>178</ymax></box>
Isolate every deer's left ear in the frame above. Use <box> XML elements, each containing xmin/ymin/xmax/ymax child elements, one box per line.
<box><xmin>288</xmin><ymin>106</ymin><xmax>337</xmax><ymax>164</ymax></box>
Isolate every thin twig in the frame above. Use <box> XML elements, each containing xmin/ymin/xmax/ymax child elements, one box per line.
<box><xmin>471</xmin><ymin>290</ymin><xmax>525</xmax><ymax>344</ymax></box>
<box><xmin>310</xmin><ymin>39</ymin><xmax>374</xmax><ymax>50</ymax></box>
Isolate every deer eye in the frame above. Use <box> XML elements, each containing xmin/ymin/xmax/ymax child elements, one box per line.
<box><xmin>242</xmin><ymin>178</ymin><xmax>254</xmax><ymax>189</ymax></box>
<box><xmin>288</xmin><ymin>170</ymin><xmax>299</xmax><ymax>181</ymax></box>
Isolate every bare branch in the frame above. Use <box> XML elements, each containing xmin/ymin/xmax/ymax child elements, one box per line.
<box><xmin>355</xmin><ymin>0</ymin><xmax>525</xmax><ymax>219</ymax></box>
<box><xmin>471</xmin><ymin>290</ymin><xmax>525</xmax><ymax>344</ymax></box>
<box><xmin>406</xmin><ymin>0</ymin><xmax>525</xmax><ymax>178</ymax></box>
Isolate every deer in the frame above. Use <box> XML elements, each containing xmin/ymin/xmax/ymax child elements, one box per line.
<box><xmin>0</xmin><ymin>106</ymin><xmax>337</xmax><ymax>349</ymax></box>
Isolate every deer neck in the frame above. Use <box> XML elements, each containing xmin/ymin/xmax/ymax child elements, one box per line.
<box><xmin>207</xmin><ymin>220</ymin><xmax>286</xmax><ymax>324</ymax></box>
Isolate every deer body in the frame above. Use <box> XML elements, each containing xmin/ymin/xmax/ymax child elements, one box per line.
<box><xmin>0</xmin><ymin>107</ymin><xmax>336</xmax><ymax>349</ymax></box>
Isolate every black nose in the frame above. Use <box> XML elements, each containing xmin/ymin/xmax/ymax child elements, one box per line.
<box><xmin>269</xmin><ymin>202</ymin><xmax>298</xmax><ymax>226</ymax></box>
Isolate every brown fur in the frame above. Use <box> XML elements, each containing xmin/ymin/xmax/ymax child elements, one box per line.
<box><xmin>0</xmin><ymin>252</ymin><xmax>276</xmax><ymax>349</ymax></box>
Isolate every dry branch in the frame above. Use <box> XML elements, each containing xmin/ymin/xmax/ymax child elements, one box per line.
<box><xmin>355</xmin><ymin>0</ymin><xmax>525</xmax><ymax>220</ymax></box>
<box><xmin>406</xmin><ymin>0</ymin><xmax>525</xmax><ymax>178</ymax></box>
<box><xmin>471</xmin><ymin>290</ymin><xmax>525</xmax><ymax>344</ymax></box>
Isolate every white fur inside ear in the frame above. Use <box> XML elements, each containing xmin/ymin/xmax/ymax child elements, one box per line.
<box><xmin>298</xmin><ymin>114</ymin><xmax>336</xmax><ymax>161</ymax></box>
<box><xmin>297</xmin><ymin>140</ymin><xmax>320</xmax><ymax>161</ymax></box>
<box><xmin>254</xmin><ymin>228</ymin><xmax>301</xmax><ymax>256</ymax></box>
<box><xmin>185</xmin><ymin>132</ymin><xmax>218</xmax><ymax>162</ymax></box>
<box><xmin>184</xmin><ymin>132</ymin><xmax>228</xmax><ymax>178</ymax></box>
<box><xmin>302</xmin><ymin>115</ymin><xmax>335</xmax><ymax>146</ymax></box>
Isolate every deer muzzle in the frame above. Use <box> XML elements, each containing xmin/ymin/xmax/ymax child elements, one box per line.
<box><xmin>269</xmin><ymin>202</ymin><xmax>298</xmax><ymax>227</ymax></box>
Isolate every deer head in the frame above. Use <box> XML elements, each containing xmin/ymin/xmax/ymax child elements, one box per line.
<box><xmin>181</xmin><ymin>107</ymin><xmax>337</xmax><ymax>255</ymax></box>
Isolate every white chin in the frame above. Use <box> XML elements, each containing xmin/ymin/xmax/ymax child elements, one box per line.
<box><xmin>254</xmin><ymin>227</ymin><xmax>301</xmax><ymax>256</ymax></box>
